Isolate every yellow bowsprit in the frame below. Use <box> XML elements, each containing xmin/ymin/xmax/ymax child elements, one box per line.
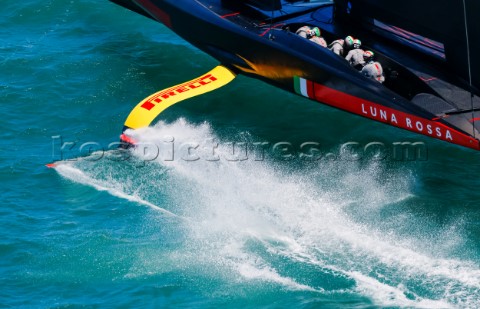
<box><xmin>123</xmin><ymin>65</ymin><xmax>237</xmax><ymax>131</ymax></box>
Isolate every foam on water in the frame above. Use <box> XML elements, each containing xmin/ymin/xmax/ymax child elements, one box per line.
<box><xmin>55</xmin><ymin>119</ymin><xmax>480</xmax><ymax>307</ymax></box>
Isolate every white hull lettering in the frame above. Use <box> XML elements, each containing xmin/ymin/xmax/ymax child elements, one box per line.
<box><xmin>380</xmin><ymin>110</ymin><xmax>387</xmax><ymax>120</ymax></box>
<box><xmin>362</xmin><ymin>103</ymin><xmax>368</xmax><ymax>115</ymax></box>
<box><xmin>416</xmin><ymin>121</ymin><xmax>423</xmax><ymax>132</ymax></box>
<box><xmin>446</xmin><ymin>130</ymin><xmax>453</xmax><ymax>140</ymax></box>
<box><xmin>359</xmin><ymin>102</ymin><xmax>454</xmax><ymax>142</ymax></box>
<box><xmin>406</xmin><ymin>118</ymin><xmax>412</xmax><ymax>128</ymax></box>
<box><xmin>390</xmin><ymin>113</ymin><xmax>398</xmax><ymax>124</ymax></box>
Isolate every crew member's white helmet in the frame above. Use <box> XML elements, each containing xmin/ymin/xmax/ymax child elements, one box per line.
<box><xmin>345</xmin><ymin>35</ymin><xmax>354</xmax><ymax>48</ymax></box>
<box><xmin>310</xmin><ymin>27</ymin><xmax>321</xmax><ymax>37</ymax></box>
<box><xmin>353</xmin><ymin>39</ymin><xmax>362</xmax><ymax>49</ymax></box>
<box><xmin>363</xmin><ymin>50</ymin><xmax>374</xmax><ymax>61</ymax></box>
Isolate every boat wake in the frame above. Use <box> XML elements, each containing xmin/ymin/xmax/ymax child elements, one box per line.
<box><xmin>54</xmin><ymin>159</ymin><xmax>181</xmax><ymax>218</ymax></box>
<box><xmin>53</xmin><ymin>118</ymin><xmax>480</xmax><ymax>308</ymax></box>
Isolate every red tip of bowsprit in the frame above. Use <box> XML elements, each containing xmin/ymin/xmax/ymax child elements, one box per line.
<box><xmin>46</xmin><ymin>163</ymin><xmax>57</xmax><ymax>168</ymax></box>
<box><xmin>119</xmin><ymin>133</ymin><xmax>137</xmax><ymax>149</ymax></box>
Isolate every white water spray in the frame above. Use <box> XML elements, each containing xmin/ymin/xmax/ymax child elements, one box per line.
<box><xmin>54</xmin><ymin>119</ymin><xmax>480</xmax><ymax>308</ymax></box>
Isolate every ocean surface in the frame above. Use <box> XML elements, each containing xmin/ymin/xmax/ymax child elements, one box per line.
<box><xmin>1</xmin><ymin>1</ymin><xmax>480</xmax><ymax>307</ymax></box>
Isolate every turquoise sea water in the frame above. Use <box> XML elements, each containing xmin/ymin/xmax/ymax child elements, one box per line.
<box><xmin>2</xmin><ymin>1</ymin><xmax>480</xmax><ymax>307</ymax></box>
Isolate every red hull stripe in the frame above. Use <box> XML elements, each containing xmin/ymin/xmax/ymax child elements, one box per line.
<box><xmin>470</xmin><ymin>117</ymin><xmax>480</xmax><ymax>123</ymax></box>
<box><xmin>136</xmin><ymin>0</ymin><xmax>172</xmax><ymax>28</ymax></box>
<box><xmin>307</xmin><ymin>80</ymin><xmax>315</xmax><ymax>99</ymax></box>
<box><xmin>295</xmin><ymin>77</ymin><xmax>479</xmax><ymax>150</ymax></box>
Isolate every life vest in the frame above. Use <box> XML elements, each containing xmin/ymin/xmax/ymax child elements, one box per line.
<box><xmin>361</xmin><ymin>61</ymin><xmax>385</xmax><ymax>83</ymax></box>
<box><xmin>295</xmin><ymin>26</ymin><xmax>312</xmax><ymax>38</ymax></box>
<box><xmin>310</xmin><ymin>36</ymin><xmax>327</xmax><ymax>47</ymax></box>
<box><xmin>346</xmin><ymin>49</ymin><xmax>365</xmax><ymax>67</ymax></box>
<box><xmin>328</xmin><ymin>39</ymin><xmax>344</xmax><ymax>48</ymax></box>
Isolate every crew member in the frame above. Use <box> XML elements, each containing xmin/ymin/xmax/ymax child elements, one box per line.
<box><xmin>296</xmin><ymin>26</ymin><xmax>320</xmax><ymax>39</ymax></box>
<box><xmin>361</xmin><ymin>50</ymin><xmax>385</xmax><ymax>83</ymax></box>
<box><xmin>328</xmin><ymin>38</ymin><xmax>344</xmax><ymax>56</ymax></box>
<box><xmin>345</xmin><ymin>39</ymin><xmax>365</xmax><ymax>69</ymax></box>
<box><xmin>328</xmin><ymin>35</ymin><xmax>354</xmax><ymax>56</ymax></box>
<box><xmin>296</xmin><ymin>26</ymin><xmax>327</xmax><ymax>47</ymax></box>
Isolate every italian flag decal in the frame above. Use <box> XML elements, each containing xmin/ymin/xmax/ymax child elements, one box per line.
<box><xmin>294</xmin><ymin>76</ymin><xmax>310</xmax><ymax>98</ymax></box>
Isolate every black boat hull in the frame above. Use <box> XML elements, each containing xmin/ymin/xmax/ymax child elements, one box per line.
<box><xmin>113</xmin><ymin>0</ymin><xmax>480</xmax><ymax>151</ymax></box>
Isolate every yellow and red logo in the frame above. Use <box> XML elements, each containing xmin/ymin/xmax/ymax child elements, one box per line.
<box><xmin>141</xmin><ymin>74</ymin><xmax>218</xmax><ymax>111</ymax></box>
<box><xmin>123</xmin><ymin>66</ymin><xmax>236</xmax><ymax>130</ymax></box>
